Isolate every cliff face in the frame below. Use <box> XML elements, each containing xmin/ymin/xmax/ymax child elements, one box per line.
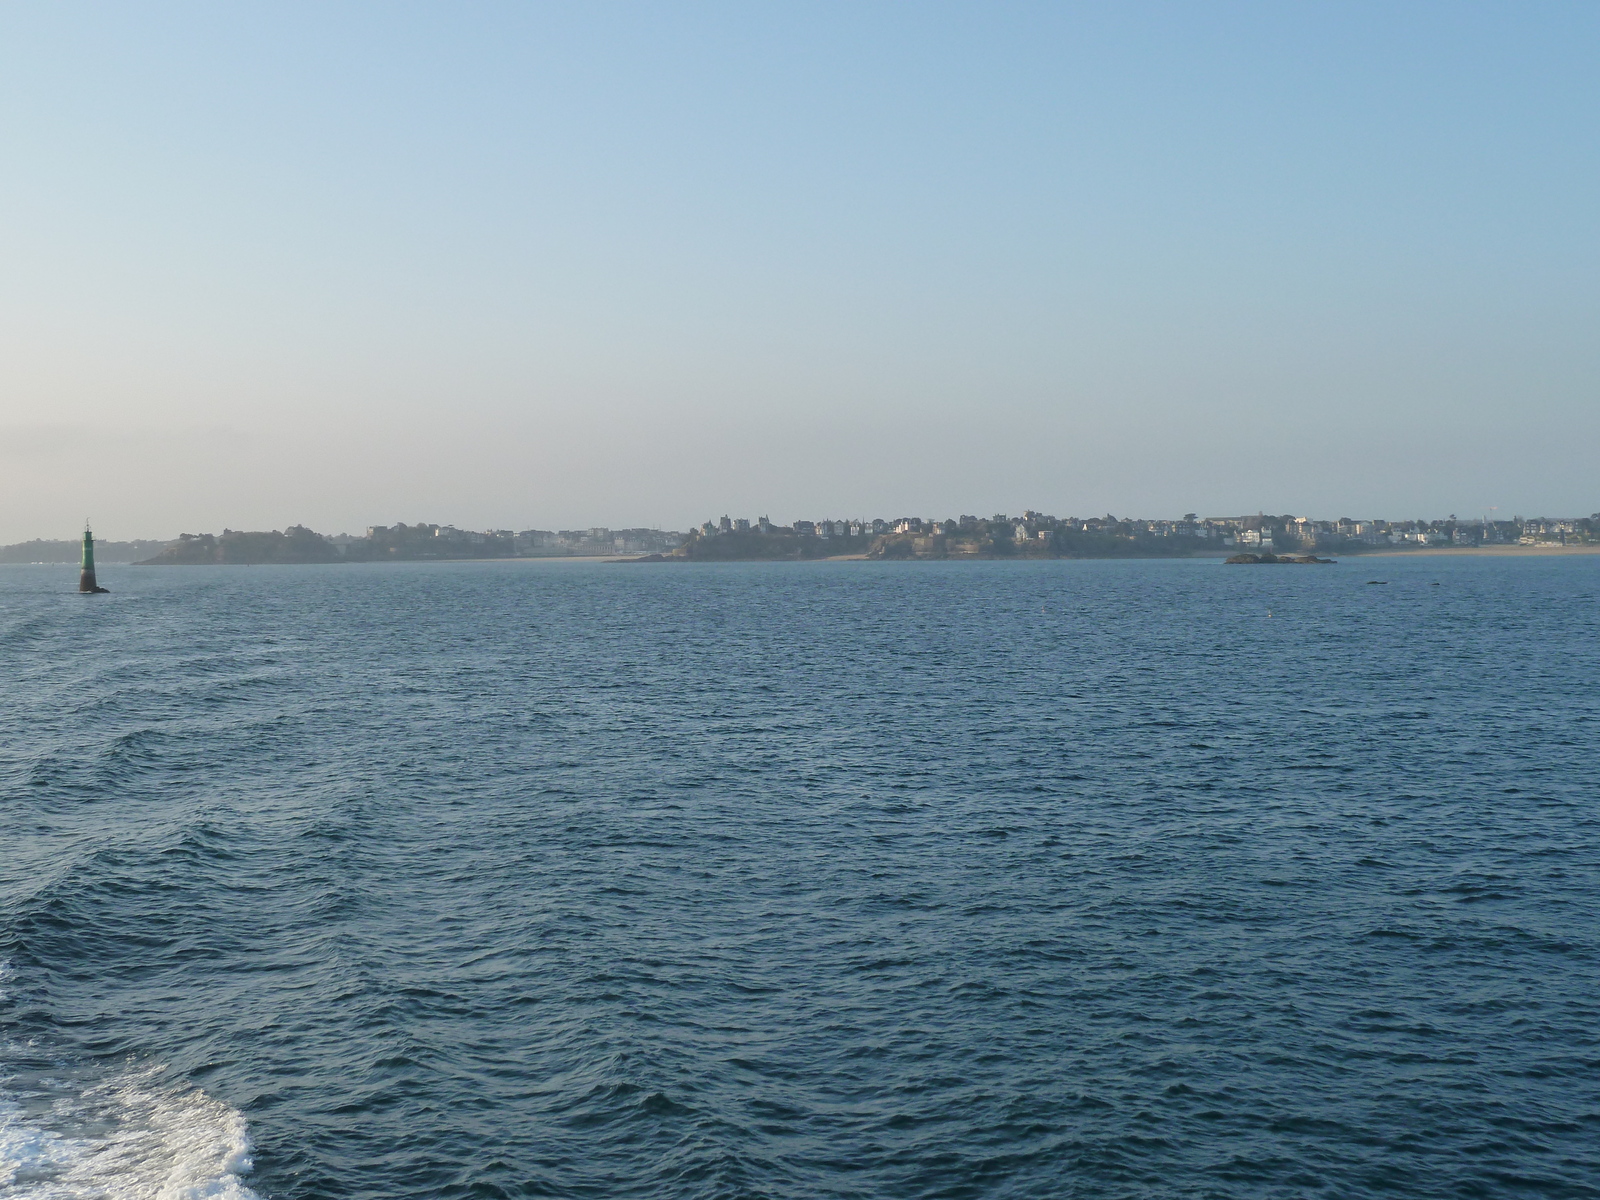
<box><xmin>137</xmin><ymin>526</ymin><xmax>341</xmax><ymax>565</ymax></box>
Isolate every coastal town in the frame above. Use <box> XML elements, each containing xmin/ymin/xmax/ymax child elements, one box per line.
<box><xmin>1</xmin><ymin>511</ymin><xmax>1596</xmax><ymax>565</ymax></box>
<box><xmin>675</xmin><ymin>511</ymin><xmax>1598</xmax><ymax>559</ymax></box>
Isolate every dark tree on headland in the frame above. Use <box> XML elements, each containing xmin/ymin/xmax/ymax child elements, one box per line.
<box><xmin>137</xmin><ymin>526</ymin><xmax>342</xmax><ymax>565</ymax></box>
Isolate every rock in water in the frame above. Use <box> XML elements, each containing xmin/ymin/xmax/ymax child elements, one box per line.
<box><xmin>1226</xmin><ymin>552</ymin><xmax>1335</xmax><ymax>565</ymax></box>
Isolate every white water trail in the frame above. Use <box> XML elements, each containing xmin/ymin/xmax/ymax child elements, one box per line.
<box><xmin>1</xmin><ymin>962</ymin><xmax>262</xmax><ymax>1199</ymax></box>
<box><xmin>1</xmin><ymin>1061</ymin><xmax>262</xmax><ymax>1199</ymax></box>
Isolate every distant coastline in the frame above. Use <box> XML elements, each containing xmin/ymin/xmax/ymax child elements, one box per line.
<box><xmin>636</xmin><ymin>511</ymin><xmax>1600</xmax><ymax>562</ymax></box>
<box><xmin>0</xmin><ymin>538</ymin><xmax>173</xmax><ymax>565</ymax></box>
<box><xmin>3</xmin><ymin>510</ymin><xmax>1595</xmax><ymax>567</ymax></box>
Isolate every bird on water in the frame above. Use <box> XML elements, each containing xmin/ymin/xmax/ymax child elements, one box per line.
<box><xmin>79</xmin><ymin>522</ymin><xmax>109</xmax><ymax>593</ymax></box>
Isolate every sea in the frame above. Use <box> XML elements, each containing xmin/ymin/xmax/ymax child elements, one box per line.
<box><xmin>1</xmin><ymin>556</ymin><xmax>1596</xmax><ymax>1200</ymax></box>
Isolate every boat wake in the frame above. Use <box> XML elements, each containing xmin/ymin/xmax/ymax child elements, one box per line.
<box><xmin>0</xmin><ymin>965</ymin><xmax>262</xmax><ymax>1199</ymax></box>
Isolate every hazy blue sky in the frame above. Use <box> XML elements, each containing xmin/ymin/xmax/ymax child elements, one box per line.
<box><xmin>2</xmin><ymin>2</ymin><xmax>1596</xmax><ymax>539</ymax></box>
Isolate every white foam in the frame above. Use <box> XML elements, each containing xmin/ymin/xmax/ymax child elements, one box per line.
<box><xmin>0</xmin><ymin>1096</ymin><xmax>82</xmax><ymax>1188</ymax></box>
<box><xmin>0</xmin><ymin>1058</ymin><xmax>264</xmax><ymax>1199</ymax></box>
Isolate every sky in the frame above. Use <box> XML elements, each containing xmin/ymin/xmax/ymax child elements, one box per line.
<box><xmin>1</xmin><ymin>1</ymin><xmax>1597</xmax><ymax>540</ymax></box>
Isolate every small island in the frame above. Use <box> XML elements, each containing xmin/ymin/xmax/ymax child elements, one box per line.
<box><xmin>1224</xmin><ymin>552</ymin><xmax>1336</xmax><ymax>565</ymax></box>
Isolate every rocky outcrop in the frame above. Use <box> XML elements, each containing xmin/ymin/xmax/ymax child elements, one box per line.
<box><xmin>1225</xmin><ymin>552</ymin><xmax>1335</xmax><ymax>564</ymax></box>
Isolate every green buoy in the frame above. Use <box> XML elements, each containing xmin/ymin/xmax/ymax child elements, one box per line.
<box><xmin>79</xmin><ymin>522</ymin><xmax>109</xmax><ymax>593</ymax></box>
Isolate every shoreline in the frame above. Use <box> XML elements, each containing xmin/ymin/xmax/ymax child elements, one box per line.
<box><xmin>1358</xmin><ymin>544</ymin><xmax>1600</xmax><ymax>557</ymax></box>
<box><xmin>11</xmin><ymin>544</ymin><xmax>1597</xmax><ymax>568</ymax></box>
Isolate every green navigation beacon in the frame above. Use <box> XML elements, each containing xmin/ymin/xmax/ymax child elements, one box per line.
<box><xmin>79</xmin><ymin>521</ymin><xmax>109</xmax><ymax>593</ymax></box>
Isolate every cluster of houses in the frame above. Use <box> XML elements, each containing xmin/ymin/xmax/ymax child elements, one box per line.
<box><xmin>1211</xmin><ymin>515</ymin><xmax>1594</xmax><ymax>548</ymax></box>
<box><xmin>511</xmin><ymin>527</ymin><xmax>684</xmax><ymax>555</ymax></box>
<box><xmin>697</xmin><ymin>515</ymin><xmax>883</xmax><ymax>539</ymax></box>
<box><xmin>359</xmin><ymin>524</ymin><xmax>684</xmax><ymax>557</ymax></box>
<box><xmin>349</xmin><ymin>512</ymin><xmax>1595</xmax><ymax>558</ymax></box>
<box><xmin>1218</xmin><ymin>516</ymin><xmax>1591</xmax><ymax>548</ymax></box>
<box><xmin>693</xmin><ymin>511</ymin><xmax>1598</xmax><ymax>549</ymax></box>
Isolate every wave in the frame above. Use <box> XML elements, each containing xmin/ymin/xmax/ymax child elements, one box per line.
<box><xmin>0</xmin><ymin>965</ymin><xmax>262</xmax><ymax>1200</ymax></box>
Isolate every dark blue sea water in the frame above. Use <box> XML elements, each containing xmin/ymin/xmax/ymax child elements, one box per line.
<box><xmin>2</xmin><ymin>556</ymin><xmax>1598</xmax><ymax>1199</ymax></box>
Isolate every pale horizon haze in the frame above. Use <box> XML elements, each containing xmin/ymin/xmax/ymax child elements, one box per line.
<box><xmin>2</xmin><ymin>2</ymin><xmax>1597</xmax><ymax>542</ymax></box>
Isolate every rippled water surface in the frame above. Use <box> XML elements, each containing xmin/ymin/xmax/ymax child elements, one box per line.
<box><xmin>2</xmin><ymin>557</ymin><xmax>1598</xmax><ymax>1199</ymax></box>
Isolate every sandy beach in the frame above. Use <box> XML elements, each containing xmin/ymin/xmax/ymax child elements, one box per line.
<box><xmin>1361</xmin><ymin>543</ymin><xmax>1600</xmax><ymax>557</ymax></box>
